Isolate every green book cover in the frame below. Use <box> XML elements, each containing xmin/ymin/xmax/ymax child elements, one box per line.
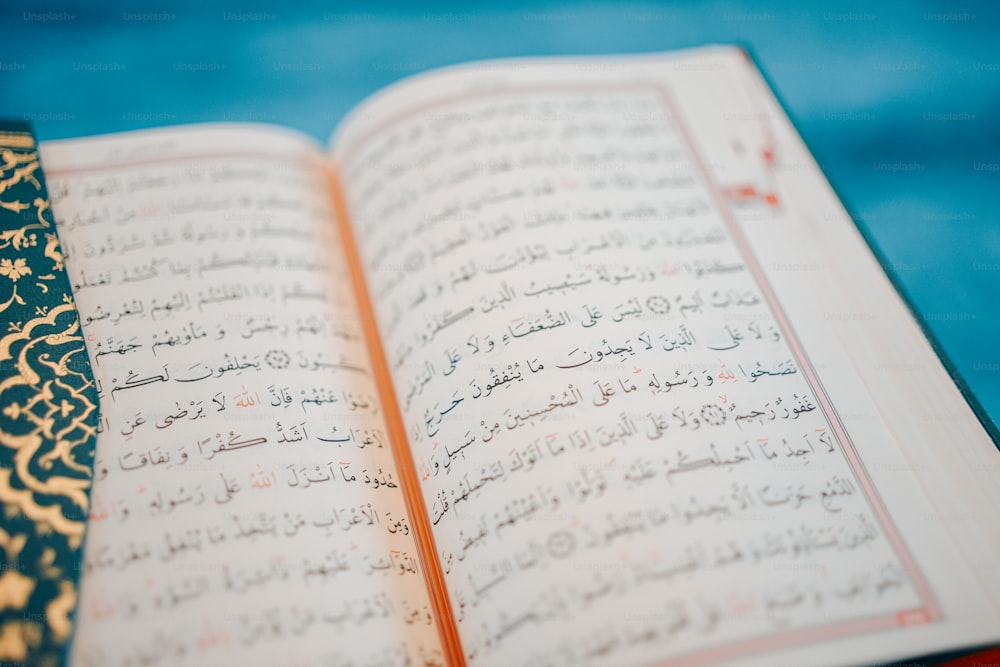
<box><xmin>0</xmin><ymin>120</ymin><xmax>99</xmax><ymax>666</ymax></box>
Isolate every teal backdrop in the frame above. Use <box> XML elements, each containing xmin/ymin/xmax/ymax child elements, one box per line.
<box><xmin>1</xmin><ymin>0</ymin><xmax>997</xmax><ymax>429</ymax></box>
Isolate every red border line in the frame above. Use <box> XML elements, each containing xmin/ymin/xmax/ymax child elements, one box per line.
<box><xmin>339</xmin><ymin>81</ymin><xmax>696</xmax><ymax>167</ymax></box>
<box><xmin>44</xmin><ymin>150</ymin><xmax>313</xmax><ymax>176</ymax></box>
<box><xmin>652</xmin><ymin>84</ymin><xmax>939</xmax><ymax>621</ymax></box>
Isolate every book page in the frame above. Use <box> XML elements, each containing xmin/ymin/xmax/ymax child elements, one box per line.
<box><xmin>41</xmin><ymin>125</ymin><xmax>445</xmax><ymax>666</ymax></box>
<box><xmin>330</xmin><ymin>48</ymin><xmax>1000</xmax><ymax>667</ymax></box>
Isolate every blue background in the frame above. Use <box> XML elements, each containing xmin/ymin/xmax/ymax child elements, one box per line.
<box><xmin>1</xmin><ymin>0</ymin><xmax>997</xmax><ymax>432</ymax></box>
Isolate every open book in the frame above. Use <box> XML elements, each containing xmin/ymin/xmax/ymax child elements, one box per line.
<box><xmin>20</xmin><ymin>46</ymin><xmax>1000</xmax><ymax>666</ymax></box>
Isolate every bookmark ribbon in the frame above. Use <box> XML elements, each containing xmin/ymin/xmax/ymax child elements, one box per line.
<box><xmin>0</xmin><ymin>121</ymin><xmax>98</xmax><ymax>665</ymax></box>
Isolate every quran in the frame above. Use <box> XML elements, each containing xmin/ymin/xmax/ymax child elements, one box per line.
<box><xmin>2</xmin><ymin>46</ymin><xmax>998</xmax><ymax>667</ymax></box>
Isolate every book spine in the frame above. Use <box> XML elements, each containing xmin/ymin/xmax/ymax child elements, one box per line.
<box><xmin>326</xmin><ymin>163</ymin><xmax>467</xmax><ymax>667</ymax></box>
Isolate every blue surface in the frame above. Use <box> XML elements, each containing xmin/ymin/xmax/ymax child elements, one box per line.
<box><xmin>2</xmin><ymin>0</ymin><xmax>997</xmax><ymax>430</ymax></box>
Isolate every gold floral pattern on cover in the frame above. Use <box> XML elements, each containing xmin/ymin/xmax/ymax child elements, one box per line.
<box><xmin>0</xmin><ymin>124</ymin><xmax>98</xmax><ymax>666</ymax></box>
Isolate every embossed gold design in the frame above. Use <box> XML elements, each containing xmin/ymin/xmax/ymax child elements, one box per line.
<box><xmin>0</xmin><ymin>570</ymin><xmax>35</xmax><ymax>611</ymax></box>
<box><xmin>0</xmin><ymin>619</ymin><xmax>41</xmax><ymax>662</ymax></box>
<box><xmin>0</xmin><ymin>134</ymin><xmax>35</xmax><ymax>150</ymax></box>
<box><xmin>45</xmin><ymin>580</ymin><xmax>74</xmax><ymax>642</ymax></box>
<box><xmin>0</xmin><ymin>125</ymin><xmax>99</xmax><ymax>666</ymax></box>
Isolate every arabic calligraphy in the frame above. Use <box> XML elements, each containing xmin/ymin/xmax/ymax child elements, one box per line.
<box><xmin>338</xmin><ymin>87</ymin><xmax>924</xmax><ymax>665</ymax></box>
<box><xmin>50</xmin><ymin>130</ymin><xmax>445</xmax><ymax>667</ymax></box>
